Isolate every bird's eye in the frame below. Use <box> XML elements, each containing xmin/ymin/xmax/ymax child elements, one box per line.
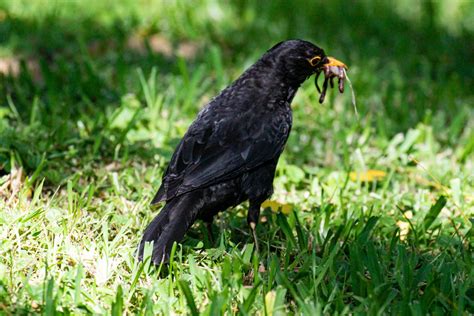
<box><xmin>308</xmin><ymin>56</ymin><xmax>321</xmax><ymax>67</ymax></box>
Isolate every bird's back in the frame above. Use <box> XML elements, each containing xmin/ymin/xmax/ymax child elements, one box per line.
<box><xmin>152</xmin><ymin>59</ymin><xmax>295</xmax><ymax>204</ymax></box>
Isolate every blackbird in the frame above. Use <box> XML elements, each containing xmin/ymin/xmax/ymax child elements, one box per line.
<box><xmin>139</xmin><ymin>39</ymin><xmax>346</xmax><ymax>264</ymax></box>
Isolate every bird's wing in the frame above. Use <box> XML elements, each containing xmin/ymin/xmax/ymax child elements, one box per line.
<box><xmin>152</xmin><ymin>104</ymin><xmax>291</xmax><ymax>204</ymax></box>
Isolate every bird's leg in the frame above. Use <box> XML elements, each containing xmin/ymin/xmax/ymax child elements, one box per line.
<box><xmin>249</xmin><ymin>222</ymin><xmax>259</xmax><ymax>253</ymax></box>
<box><xmin>247</xmin><ymin>203</ymin><xmax>261</xmax><ymax>253</ymax></box>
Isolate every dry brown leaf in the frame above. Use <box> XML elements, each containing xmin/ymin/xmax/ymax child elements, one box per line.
<box><xmin>149</xmin><ymin>34</ymin><xmax>173</xmax><ymax>57</ymax></box>
<box><xmin>126</xmin><ymin>33</ymin><xmax>146</xmax><ymax>54</ymax></box>
<box><xmin>177</xmin><ymin>41</ymin><xmax>199</xmax><ymax>59</ymax></box>
<box><xmin>0</xmin><ymin>57</ymin><xmax>20</xmax><ymax>76</ymax></box>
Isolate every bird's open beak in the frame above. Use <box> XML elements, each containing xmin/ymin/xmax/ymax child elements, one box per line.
<box><xmin>324</xmin><ymin>57</ymin><xmax>348</xmax><ymax>69</ymax></box>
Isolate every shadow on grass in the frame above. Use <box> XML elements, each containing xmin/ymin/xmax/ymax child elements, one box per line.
<box><xmin>0</xmin><ymin>0</ymin><xmax>472</xmax><ymax>183</ymax></box>
<box><xmin>0</xmin><ymin>9</ymin><xmax>183</xmax><ymax>181</ymax></box>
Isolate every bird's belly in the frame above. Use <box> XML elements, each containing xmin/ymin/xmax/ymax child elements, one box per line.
<box><xmin>196</xmin><ymin>177</ymin><xmax>245</xmax><ymax>221</ymax></box>
<box><xmin>196</xmin><ymin>161</ymin><xmax>278</xmax><ymax>222</ymax></box>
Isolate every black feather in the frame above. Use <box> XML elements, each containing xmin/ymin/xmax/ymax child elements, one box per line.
<box><xmin>139</xmin><ymin>39</ymin><xmax>327</xmax><ymax>264</ymax></box>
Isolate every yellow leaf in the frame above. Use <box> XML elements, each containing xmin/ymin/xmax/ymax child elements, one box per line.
<box><xmin>396</xmin><ymin>220</ymin><xmax>410</xmax><ymax>240</ymax></box>
<box><xmin>265</xmin><ymin>291</ymin><xmax>276</xmax><ymax>315</ymax></box>
<box><xmin>261</xmin><ymin>200</ymin><xmax>293</xmax><ymax>215</ymax></box>
<box><xmin>349</xmin><ymin>169</ymin><xmax>386</xmax><ymax>182</ymax></box>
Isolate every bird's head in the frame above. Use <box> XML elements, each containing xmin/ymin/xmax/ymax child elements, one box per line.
<box><xmin>262</xmin><ymin>39</ymin><xmax>348</xmax><ymax>102</ymax></box>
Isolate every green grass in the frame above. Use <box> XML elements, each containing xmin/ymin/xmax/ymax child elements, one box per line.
<box><xmin>1</xmin><ymin>0</ymin><xmax>473</xmax><ymax>314</ymax></box>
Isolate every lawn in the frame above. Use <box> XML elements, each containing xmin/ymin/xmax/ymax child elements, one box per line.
<box><xmin>1</xmin><ymin>0</ymin><xmax>473</xmax><ymax>314</ymax></box>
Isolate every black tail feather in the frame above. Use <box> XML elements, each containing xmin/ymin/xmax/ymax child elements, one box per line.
<box><xmin>138</xmin><ymin>193</ymin><xmax>200</xmax><ymax>264</ymax></box>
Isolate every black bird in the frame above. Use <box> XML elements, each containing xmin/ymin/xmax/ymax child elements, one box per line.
<box><xmin>139</xmin><ymin>39</ymin><xmax>347</xmax><ymax>264</ymax></box>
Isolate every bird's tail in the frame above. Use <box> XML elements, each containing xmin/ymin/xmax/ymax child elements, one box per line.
<box><xmin>138</xmin><ymin>193</ymin><xmax>200</xmax><ymax>264</ymax></box>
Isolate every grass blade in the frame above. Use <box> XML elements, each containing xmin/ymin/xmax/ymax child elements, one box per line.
<box><xmin>178</xmin><ymin>280</ymin><xmax>199</xmax><ymax>316</ymax></box>
<box><xmin>423</xmin><ymin>196</ymin><xmax>447</xmax><ymax>231</ymax></box>
<box><xmin>111</xmin><ymin>285</ymin><xmax>124</xmax><ymax>316</ymax></box>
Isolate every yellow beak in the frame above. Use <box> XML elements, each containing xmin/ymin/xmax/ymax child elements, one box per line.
<box><xmin>325</xmin><ymin>56</ymin><xmax>348</xmax><ymax>69</ymax></box>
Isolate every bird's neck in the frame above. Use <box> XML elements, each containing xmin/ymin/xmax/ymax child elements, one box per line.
<box><xmin>225</xmin><ymin>62</ymin><xmax>304</xmax><ymax>110</ymax></box>
<box><xmin>261</xmin><ymin>60</ymin><xmax>307</xmax><ymax>99</ymax></box>
<box><xmin>267</xmin><ymin>72</ymin><xmax>302</xmax><ymax>105</ymax></box>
